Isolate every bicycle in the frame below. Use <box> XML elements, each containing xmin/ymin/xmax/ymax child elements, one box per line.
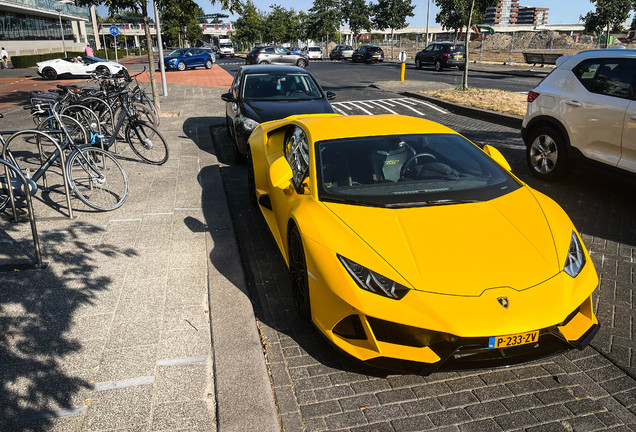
<box><xmin>1</xmin><ymin>104</ymin><xmax>129</xmax><ymax>214</ymax></box>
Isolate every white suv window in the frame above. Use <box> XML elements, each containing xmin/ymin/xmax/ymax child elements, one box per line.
<box><xmin>573</xmin><ymin>58</ymin><xmax>636</xmax><ymax>100</ymax></box>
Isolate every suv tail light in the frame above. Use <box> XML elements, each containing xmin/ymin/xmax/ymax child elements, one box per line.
<box><xmin>443</xmin><ymin>52</ymin><xmax>450</xmax><ymax>57</ymax></box>
<box><xmin>254</xmin><ymin>53</ymin><xmax>260</xmax><ymax>57</ymax></box>
<box><xmin>527</xmin><ymin>91</ymin><xmax>540</xmax><ymax>103</ymax></box>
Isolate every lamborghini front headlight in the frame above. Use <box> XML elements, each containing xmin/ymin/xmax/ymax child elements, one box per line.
<box><xmin>564</xmin><ymin>231</ymin><xmax>586</xmax><ymax>278</ymax></box>
<box><xmin>338</xmin><ymin>255</ymin><xmax>410</xmax><ymax>300</ymax></box>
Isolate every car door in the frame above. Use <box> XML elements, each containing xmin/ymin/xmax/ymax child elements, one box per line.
<box><xmin>277</xmin><ymin>47</ymin><xmax>294</xmax><ymax>65</ymax></box>
<box><xmin>266</xmin><ymin>126</ymin><xmax>312</xmax><ymax>251</ymax></box>
<box><xmin>354</xmin><ymin>47</ymin><xmax>365</xmax><ymax>62</ymax></box>
<box><xmin>617</xmin><ymin>61</ymin><xmax>636</xmax><ymax>172</ymax></box>
<box><xmin>421</xmin><ymin>45</ymin><xmax>435</xmax><ymax>64</ymax></box>
<box><xmin>560</xmin><ymin>58</ymin><xmax>635</xmax><ymax>167</ymax></box>
<box><xmin>192</xmin><ymin>49</ymin><xmax>205</xmax><ymax>66</ymax></box>
<box><xmin>261</xmin><ymin>47</ymin><xmax>276</xmax><ymax>63</ymax></box>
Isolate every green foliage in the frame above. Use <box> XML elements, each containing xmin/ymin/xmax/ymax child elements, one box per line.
<box><xmin>371</xmin><ymin>0</ymin><xmax>415</xmax><ymax>32</ymax></box>
<box><xmin>306</xmin><ymin>0</ymin><xmax>339</xmax><ymax>41</ymax></box>
<box><xmin>161</xmin><ymin>0</ymin><xmax>204</xmax><ymax>46</ymax></box>
<box><xmin>233</xmin><ymin>0</ymin><xmax>265</xmax><ymax>44</ymax></box>
<box><xmin>343</xmin><ymin>0</ymin><xmax>373</xmax><ymax>38</ymax></box>
<box><xmin>433</xmin><ymin>0</ymin><xmax>496</xmax><ymax>31</ymax></box>
<box><xmin>580</xmin><ymin>0</ymin><xmax>631</xmax><ymax>36</ymax></box>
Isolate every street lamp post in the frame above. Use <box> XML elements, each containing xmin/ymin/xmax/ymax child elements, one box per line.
<box><xmin>55</xmin><ymin>8</ymin><xmax>67</xmax><ymax>57</ymax></box>
<box><xmin>425</xmin><ymin>0</ymin><xmax>431</xmax><ymax>47</ymax></box>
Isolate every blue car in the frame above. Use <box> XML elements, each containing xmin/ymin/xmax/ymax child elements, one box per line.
<box><xmin>290</xmin><ymin>46</ymin><xmax>301</xmax><ymax>55</ymax></box>
<box><xmin>164</xmin><ymin>48</ymin><xmax>214</xmax><ymax>71</ymax></box>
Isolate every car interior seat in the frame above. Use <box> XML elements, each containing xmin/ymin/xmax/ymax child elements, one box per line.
<box><xmin>370</xmin><ymin>141</ymin><xmax>414</xmax><ymax>182</ymax></box>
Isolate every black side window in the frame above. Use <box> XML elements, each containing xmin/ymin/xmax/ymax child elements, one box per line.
<box><xmin>592</xmin><ymin>59</ymin><xmax>636</xmax><ymax>99</ymax></box>
<box><xmin>573</xmin><ymin>59</ymin><xmax>601</xmax><ymax>92</ymax></box>
<box><xmin>265</xmin><ymin>47</ymin><xmax>275</xmax><ymax>54</ymax></box>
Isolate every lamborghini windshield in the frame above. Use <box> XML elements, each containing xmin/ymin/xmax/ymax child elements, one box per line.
<box><xmin>316</xmin><ymin>134</ymin><xmax>520</xmax><ymax>207</ymax></box>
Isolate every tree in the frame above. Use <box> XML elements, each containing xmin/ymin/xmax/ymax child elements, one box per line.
<box><xmin>343</xmin><ymin>0</ymin><xmax>373</xmax><ymax>42</ymax></box>
<box><xmin>433</xmin><ymin>0</ymin><xmax>496</xmax><ymax>90</ymax></box>
<box><xmin>580</xmin><ymin>0</ymin><xmax>631</xmax><ymax>47</ymax></box>
<box><xmin>161</xmin><ymin>0</ymin><xmax>204</xmax><ymax>47</ymax></box>
<box><xmin>306</xmin><ymin>0</ymin><xmax>339</xmax><ymax>44</ymax></box>
<box><xmin>77</xmin><ymin>0</ymin><xmax>161</xmax><ymax>113</ymax></box>
<box><xmin>233</xmin><ymin>0</ymin><xmax>265</xmax><ymax>45</ymax></box>
<box><xmin>371</xmin><ymin>0</ymin><xmax>415</xmax><ymax>60</ymax></box>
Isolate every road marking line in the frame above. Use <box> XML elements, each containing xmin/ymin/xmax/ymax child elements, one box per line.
<box><xmin>346</xmin><ymin>101</ymin><xmax>374</xmax><ymax>115</ymax></box>
<box><xmin>374</xmin><ymin>99</ymin><xmax>396</xmax><ymax>107</ymax></box>
<box><xmin>407</xmin><ymin>99</ymin><xmax>448</xmax><ymax>114</ymax></box>
<box><xmin>332</xmin><ymin>102</ymin><xmax>352</xmax><ymax>111</ymax></box>
<box><xmin>400</xmin><ymin>99</ymin><xmax>418</xmax><ymax>105</ymax></box>
<box><xmin>19</xmin><ymin>407</ymin><xmax>87</xmax><ymax>423</ymax></box>
<box><xmin>94</xmin><ymin>376</ymin><xmax>155</xmax><ymax>392</ymax></box>
<box><xmin>158</xmin><ymin>355</ymin><xmax>211</xmax><ymax>366</ymax></box>
<box><xmin>390</xmin><ymin>99</ymin><xmax>425</xmax><ymax>116</ymax></box>
<box><xmin>368</xmin><ymin>101</ymin><xmax>398</xmax><ymax>114</ymax></box>
<box><xmin>357</xmin><ymin>101</ymin><xmax>375</xmax><ymax>109</ymax></box>
<box><xmin>332</xmin><ymin>106</ymin><xmax>348</xmax><ymax>116</ymax></box>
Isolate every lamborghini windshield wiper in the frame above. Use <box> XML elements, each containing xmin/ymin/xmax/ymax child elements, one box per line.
<box><xmin>324</xmin><ymin>197</ymin><xmax>387</xmax><ymax>208</ymax></box>
<box><xmin>385</xmin><ymin>199</ymin><xmax>482</xmax><ymax>208</ymax></box>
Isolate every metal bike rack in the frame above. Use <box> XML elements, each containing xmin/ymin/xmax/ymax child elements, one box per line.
<box><xmin>0</xmin><ymin>158</ymin><xmax>46</xmax><ymax>270</ymax></box>
<box><xmin>3</xmin><ymin>130</ymin><xmax>75</xmax><ymax>220</ymax></box>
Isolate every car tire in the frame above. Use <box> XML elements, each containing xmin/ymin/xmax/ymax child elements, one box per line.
<box><xmin>231</xmin><ymin>129</ymin><xmax>246</xmax><ymax>164</ymax></box>
<box><xmin>435</xmin><ymin>60</ymin><xmax>443</xmax><ymax>71</ymax></box>
<box><xmin>458</xmin><ymin>65</ymin><xmax>466</xmax><ymax>71</ymax></box>
<box><xmin>225</xmin><ymin>116</ymin><xmax>232</xmax><ymax>138</ymax></box>
<box><xmin>297</xmin><ymin>58</ymin><xmax>307</xmax><ymax>68</ymax></box>
<box><xmin>96</xmin><ymin>65</ymin><xmax>109</xmax><ymax>76</ymax></box>
<box><xmin>177</xmin><ymin>61</ymin><xmax>186</xmax><ymax>71</ymax></box>
<box><xmin>247</xmin><ymin>147</ymin><xmax>257</xmax><ymax>207</ymax></box>
<box><xmin>205</xmin><ymin>59</ymin><xmax>213</xmax><ymax>69</ymax></box>
<box><xmin>42</xmin><ymin>67</ymin><xmax>57</xmax><ymax>80</ymax></box>
<box><xmin>415</xmin><ymin>58</ymin><xmax>421</xmax><ymax>69</ymax></box>
<box><xmin>526</xmin><ymin>126</ymin><xmax>568</xmax><ymax>182</ymax></box>
<box><xmin>260</xmin><ymin>60</ymin><xmax>270</xmax><ymax>65</ymax></box>
<box><xmin>289</xmin><ymin>225</ymin><xmax>311</xmax><ymax>322</ymax></box>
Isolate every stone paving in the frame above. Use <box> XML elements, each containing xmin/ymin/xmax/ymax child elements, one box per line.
<box><xmin>0</xmin><ymin>84</ymin><xmax>226</xmax><ymax>431</ymax></box>
<box><xmin>210</xmin><ymin>84</ymin><xmax>636</xmax><ymax>431</ymax></box>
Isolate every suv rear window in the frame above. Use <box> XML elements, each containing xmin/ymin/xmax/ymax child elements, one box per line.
<box><xmin>308</xmin><ymin>47</ymin><xmax>321</xmax><ymax>51</ymax></box>
<box><xmin>448</xmin><ymin>45</ymin><xmax>465</xmax><ymax>52</ymax></box>
<box><xmin>367</xmin><ymin>46</ymin><xmax>382</xmax><ymax>52</ymax></box>
<box><xmin>249</xmin><ymin>47</ymin><xmax>260</xmax><ymax>55</ymax></box>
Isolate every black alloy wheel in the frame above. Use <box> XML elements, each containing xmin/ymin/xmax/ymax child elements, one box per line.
<box><xmin>415</xmin><ymin>58</ymin><xmax>421</xmax><ymax>69</ymax></box>
<box><xmin>43</xmin><ymin>67</ymin><xmax>57</xmax><ymax>80</ymax></box>
<box><xmin>435</xmin><ymin>60</ymin><xmax>442</xmax><ymax>71</ymax></box>
<box><xmin>247</xmin><ymin>148</ymin><xmax>257</xmax><ymax>207</ymax></box>
<box><xmin>289</xmin><ymin>226</ymin><xmax>311</xmax><ymax>321</ymax></box>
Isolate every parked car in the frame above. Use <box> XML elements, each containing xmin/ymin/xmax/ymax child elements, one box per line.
<box><xmin>330</xmin><ymin>45</ymin><xmax>354</xmax><ymax>60</ymax></box>
<box><xmin>522</xmin><ymin>49</ymin><xmax>636</xmax><ymax>181</ymax></box>
<box><xmin>245</xmin><ymin>46</ymin><xmax>308</xmax><ymax>68</ymax></box>
<box><xmin>221</xmin><ymin>65</ymin><xmax>336</xmax><ymax>162</ymax></box>
<box><xmin>306</xmin><ymin>46</ymin><xmax>323</xmax><ymax>60</ymax></box>
<box><xmin>290</xmin><ymin>46</ymin><xmax>302</xmax><ymax>54</ymax></box>
<box><xmin>164</xmin><ymin>48</ymin><xmax>214</xmax><ymax>71</ymax></box>
<box><xmin>352</xmin><ymin>45</ymin><xmax>384</xmax><ymax>63</ymax></box>
<box><xmin>37</xmin><ymin>56</ymin><xmax>125</xmax><ymax>80</ymax></box>
<box><xmin>415</xmin><ymin>43</ymin><xmax>466</xmax><ymax>71</ymax></box>
<box><xmin>200</xmin><ymin>46</ymin><xmax>218</xmax><ymax>62</ymax></box>
<box><xmin>246</xmin><ymin>113</ymin><xmax>599</xmax><ymax>374</ymax></box>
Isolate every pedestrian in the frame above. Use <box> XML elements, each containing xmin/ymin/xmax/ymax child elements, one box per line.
<box><xmin>85</xmin><ymin>44</ymin><xmax>94</xmax><ymax>57</ymax></box>
<box><xmin>1</xmin><ymin>47</ymin><xmax>9</xmax><ymax>69</ymax></box>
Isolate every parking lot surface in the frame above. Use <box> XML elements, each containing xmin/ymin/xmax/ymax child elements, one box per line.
<box><xmin>1</xmin><ymin>58</ymin><xmax>635</xmax><ymax>432</ymax></box>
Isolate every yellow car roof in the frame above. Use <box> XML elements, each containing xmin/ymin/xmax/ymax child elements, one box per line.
<box><xmin>290</xmin><ymin>114</ymin><xmax>459</xmax><ymax>142</ymax></box>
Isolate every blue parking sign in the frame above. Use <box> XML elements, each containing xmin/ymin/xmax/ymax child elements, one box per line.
<box><xmin>109</xmin><ymin>26</ymin><xmax>119</xmax><ymax>36</ymax></box>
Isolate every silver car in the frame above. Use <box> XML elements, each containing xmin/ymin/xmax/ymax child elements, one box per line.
<box><xmin>521</xmin><ymin>49</ymin><xmax>636</xmax><ymax>181</ymax></box>
<box><xmin>245</xmin><ymin>46</ymin><xmax>308</xmax><ymax>68</ymax></box>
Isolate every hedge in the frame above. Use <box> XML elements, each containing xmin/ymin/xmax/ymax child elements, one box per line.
<box><xmin>11</xmin><ymin>49</ymin><xmax>149</xmax><ymax>69</ymax></box>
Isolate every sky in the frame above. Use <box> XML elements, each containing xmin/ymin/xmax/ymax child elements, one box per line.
<box><xmin>98</xmin><ymin>1</ymin><xmax>607</xmax><ymax>27</ymax></box>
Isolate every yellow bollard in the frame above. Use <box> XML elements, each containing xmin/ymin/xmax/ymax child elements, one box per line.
<box><xmin>400</xmin><ymin>63</ymin><xmax>405</xmax><ymax>81</ymax></box>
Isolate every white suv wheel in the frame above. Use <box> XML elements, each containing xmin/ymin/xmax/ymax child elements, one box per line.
<box><xmin>526</xmin><ymin>127</ymin><xmax>568</xmax><ymax>181</ymax></box>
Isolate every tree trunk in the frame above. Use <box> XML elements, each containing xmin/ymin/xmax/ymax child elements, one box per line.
<box><xmin>391</xmin><ymin>28</ymin><xmax>394</xmax><ymax>60</ymax></box>
<box><xmin>606</xmin><ymin>22</ymin><xmax>610</xmax><ymax>48</ymax></box>
<box><xmin>142</xmin><ymin>1</ymin><xmax>160</xmax><ymax>114</ymax></box>
<box><xmin>462</xmin><ymin>0</ymin><xmax>476</xmax><ymax>91</ymax></box>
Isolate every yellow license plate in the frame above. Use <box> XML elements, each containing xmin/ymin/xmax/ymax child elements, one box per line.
<box><xmin>456</xmin><ymin>55</ymin><xmax>464</xmax><ymax>58</ymax></box>
<box><xmin>488</xmin><ymin>330</ymin><xmax>538</xmax><ymax>349</ymax></box>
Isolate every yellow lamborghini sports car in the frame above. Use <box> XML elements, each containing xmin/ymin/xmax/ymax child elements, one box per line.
<box><xmin>246</xmin><ymin>114</ymin><xmax>600</xmax><ymax>374</ymax></box>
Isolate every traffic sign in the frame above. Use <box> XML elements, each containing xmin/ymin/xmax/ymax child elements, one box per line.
<box><xmin>109</xmin><ymin>26</ymin><xmax>119</xmax><ymax>36</ymax></box>
<box><xmin>398</xmin><ymin>51</ymin><xmax>408</xmax><ymax>63</ymax></box>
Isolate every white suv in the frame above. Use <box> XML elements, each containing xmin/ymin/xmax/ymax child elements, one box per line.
<box><xmin>521</xmin><ymin>49</ymin><xmax>636</xmax><ymax>181</ymax></box>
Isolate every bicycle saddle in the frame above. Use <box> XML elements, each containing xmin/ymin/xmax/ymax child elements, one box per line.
<box><xmin>56</xmin><ymin>84</ymin><xmax>82</xmax><ymax>94</ymax></box>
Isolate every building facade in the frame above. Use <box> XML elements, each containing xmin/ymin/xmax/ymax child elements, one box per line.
<box><xmin>483</xmin><ymin>1</ymin><xmax>549</xmax><ymax>27</ymax></box>
<box><xmin>0</xmin><ymin>0</ymin><xmax>97</xmax><ymax>57</ymax></box>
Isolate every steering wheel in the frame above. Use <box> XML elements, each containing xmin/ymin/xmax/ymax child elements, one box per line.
<box><xmin>400</xmin><ymin>153</ymin><xmax>438</xmax><ymax>177</ymax></box>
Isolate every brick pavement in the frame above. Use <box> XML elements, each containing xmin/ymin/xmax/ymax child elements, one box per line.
<box><xmin>211</xmin><ymin>86</ymin><xmax>636</xmax><ymax>431</ymax></box>
<box><xmin>0</xmin><ymin>84</ymin><xmax>227</xmax><ymax>431</ymax></box>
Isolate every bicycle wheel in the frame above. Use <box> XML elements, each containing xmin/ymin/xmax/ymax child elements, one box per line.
<box><xmin>79</xmin><ymin>97</ymin><xmax>116</xmax><ymax>141</ymax></box>
<box><xmin>114</xmin><ymin>103</ymin><xmax>158</xmax><ymax>139</ymax></box>
<box><xmin>133</xmin><ymin>87</ymin><xmax>160</xmax><ymax>127</ymax></box>
<box><xmin>125</xmin><ymin>121</ymin><xmax>169</xmax><ymax>165</ymax></box>
<box><xmin>66</xmin><ymin>146</ymin><xmax>128</xmax><ymax>211</ymax></box>
<box><xmin>36</xmin><ymin>114</ymin><xmax>87</xmax><ymax>162</ymax></box>
<box><xmin>60</xmin><ymin>105</ymin><xmax>105</xmax><ymax>148</ymax></box>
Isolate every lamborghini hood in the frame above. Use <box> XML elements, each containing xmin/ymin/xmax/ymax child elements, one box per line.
<box><xmin>323</xmin><ymin>187</ymin><xmax>561</xmax><ymax>296</ymax></box>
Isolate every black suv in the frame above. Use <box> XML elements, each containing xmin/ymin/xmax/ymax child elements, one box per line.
<box><xmin>351</xmin><ymin>45</ymin><xmax>384</xmax><ymax>63</ymax></box>
<box><xmin>245</xmin><ymin>46</ymin><xmax>308</xmax><ymax>68</ymax></box>
<box><xmin>415</xmin><ymin>43</ymin><xmax>466</xmax><ymax>71</ymax></box>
